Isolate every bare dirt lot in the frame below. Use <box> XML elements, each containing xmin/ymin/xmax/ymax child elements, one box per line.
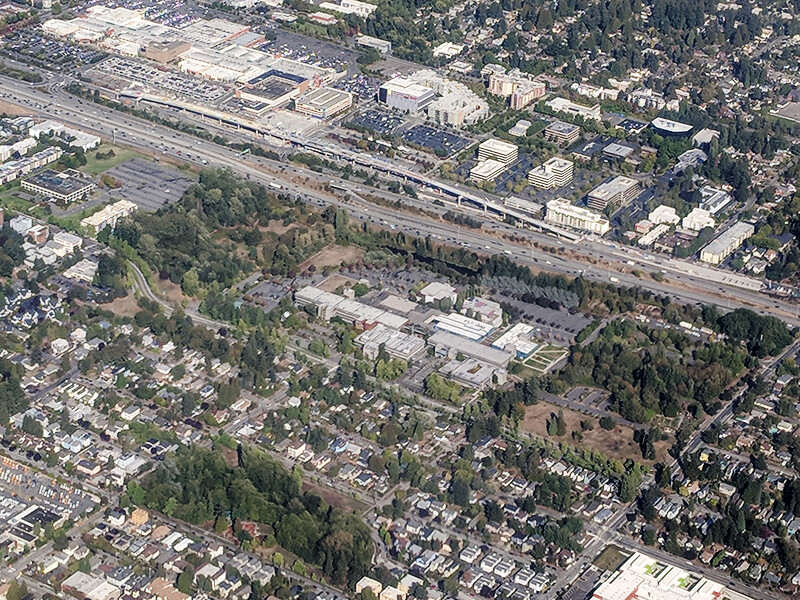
<box><xmin>522</xmin><ymin>401</ymin><xmax>670</xmax><ymax>464</ymax></box>
<box><xmin>299</xmin><ymin>244</ymin><xmax>364</xmax><ymax>272</ymax></box>
<box><xmin>104</xmin><ymin>294</ymin><xmax>141</xmax><ymax>318</ymax></box>
<box><xmin>0</xmin><ymin>100</ymin><xmax>32</xmax><ymax>116</ymax></box>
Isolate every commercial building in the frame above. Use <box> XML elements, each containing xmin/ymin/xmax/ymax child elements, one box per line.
<box><xmin>470</xmin><ymin>159</ymin><xmax>507</xmax><ymax>182</ymax></box>
<box><xmin>62</xmin><ymin>572</ymin><xmax>121</xmax><ymax>600</ymax></box>
<box><xmin>602</xmin><ymin>142</ymin><xmax>635</xmax><ymax>161</ymax></box>
<box><xmin>477</xmin><ymin>138</ymin><xmax>518</xmax><ymax>166</ymax></box>
<box><xmin>648</xmin><ymin>205</ymin><xmax>679</xmax><ymax>226</ymax></box>
<box><xmin>545</xmin><ymin>199</ymin><xmax>610</xmax><ymax>235</ymax></box>
<box><xmin>411</xmin><ymin>70</ymin><xmax>489</xmax><ymax>126</ymax></box>
<box><xmin>355</xmin><ymin>34</ymin><xmax>391</xmax><ymax>54</ymax></box>
<box><xmin>295</xmin><ymin>285</ymin><xmax>408</xmax><ymax>329</ymax></box>
<box><xmin>527</xmin><ymin>157</ymin><xmax>573</xmax><ymax>189</ymax></box>
<box><xmin>591</xmin><ymin>552</ymin><xmax>726</xmax><ymax>600</ymax></box>
<box><xmin>22</xmin><ymin>169</ymin><xmax>95</xmax><ymax>203</ymax></box>
<box><xmin>142</xmin><ymin>40</ymin><xmax>191</xmax><ymax>63</ymax></box>
<box><xmin>354</xmin><ymin>323</ymin><xmax>425</xmax><ymax>361</ymax></box>
<box><xmin>587</xmin><ymin>176</ymin><xmax>640</xmax><ymax>211</ymax></box>
<box><xmin>429</xmin><ymin>313</ymin><xmax>495</xmax><ymax>341</ymax></box>
<box><xmin>698</xmin><ymin>185</ymin><xmax>733</xmax><ymax>214</ymax></box>
<box><xmin>700</xmin><ymin>221</ymin><xmax>755</xmax><ymax>265</ymax></box>
<box><xmin>544</xmin><ymin>121</ymin><xmax>581</xmax><ymax>145</ymax></box>
<box><xmin>650</xmin><ymin>117</ymin><xmax>693</xmax><ymax>136</ymax></box>
<box><xmin>487</xmin><ymin>70</ymin><xmax>545</xmax><ymax>110</ymax></box>
<box><xmin>428</xmin><ymin>331</ymin><xmax>512</xmax><ymax>368</ymax></box>
<box><xmin>682</xmin><ymin>207</ymin><xmax>715</xmax><ymax>232</ymax></box>
<box><xmin>310</xmin><ymin>12</ymin><xmax>338</xmax><ymax>24</ymax></box>
<box><xmin>80</xmin><ymin>199</ymin><xmax>138</xmax><ymax>235</ymax></box>
<box><xmin>318</xmin><ymin>0</ymin><xmax>376</xmax><ymax>18</ymax></box>
<box><xmin>294</xmin><ymin>87</ymin><xmax>353</xmax><ymax>119</ymax></box>
<box><xmin>545</xmin><ymin>97</ymin><xmax>601</xmax><ymax>121</ymax></box>
<box><xmin>378</xmin><ymin>77</ymin><xmax>435</xmax><ymax>113</ymax></box>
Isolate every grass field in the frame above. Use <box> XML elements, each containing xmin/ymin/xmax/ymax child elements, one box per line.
<box><xmin>81</xmin><ymin>145</ymin><xmax>144</xmax><ymax>176</ymax></box>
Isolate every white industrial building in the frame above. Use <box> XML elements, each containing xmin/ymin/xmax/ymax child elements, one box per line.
<box><xmin>587</xmin><ymin>176</ymin><xmax>640</xmax><ymax>211</ymax></box>
<box><xmin>354</xmin><ymin>324</ymin><xmax>425</xmax><ymax>361</ymax></box>
<box><xmin>545</xmin><ymin>199</ymin><xmax>610</xmax><ymax>235</ymax></box>
<box><xmin>648</xmin><ymin>205</ymin><xmax>680</xmax><ymax>226</ymax></box>
<box><xmin>681</xmin><ymin>207</ymin><xmax>715</xmax><ymax>232</ymax></box>
<box><xmin>545</xmin><ymin>97</ymin><xmax>602</xmax><ymax>121</ymax></box>
<box><xmin>528</xmin><ymin>157</ymin><xmax>574</xmax><ymax>189</ymax></box>
<box><xmin>591</xmin><ymin>552</ymin><xmax>726</xmax><ymax>600</ymax></box>
<box><xmin>429</xmin><ymin>313</ymin><xmax>495</xmax><ymax>341</ymax></box>
<box><xmin>700</xmin><ymin>221</ymin><xmax>754</xmax><ymax>265</ymax></box>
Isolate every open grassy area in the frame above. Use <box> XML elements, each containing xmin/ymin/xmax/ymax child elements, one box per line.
<box><xmin>0</xmin><ymin>187</ymin><xmax>48</xmax><ymax>219</ymax></box>
<box><xmin>594</xmin><ymin>545</ymin><xmax>629</xmax><ymax>572</ymax></box>
<box><xmin>81</xmin><ymin>145</ymin><xmax>144</xmax><ymax>176</ymax></box>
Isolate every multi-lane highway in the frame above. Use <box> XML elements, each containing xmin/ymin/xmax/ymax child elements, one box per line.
<box><xmin>3</xmin><ymin>74</ymin><xmax>800</xmax><ymax>327</ymax></box>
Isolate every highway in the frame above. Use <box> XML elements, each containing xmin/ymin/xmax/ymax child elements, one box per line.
<box><xmin>3</xmin><ymin>75</ymin><xmax>800</xmax><ymax>327</ymax></box>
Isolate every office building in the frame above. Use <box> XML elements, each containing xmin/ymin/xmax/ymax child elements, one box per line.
<box><xmin>648</xmin><ymin>205</ymin><xmax>679</xmax><ymax>226</ymax></box>
<box><xmin>477</xmin><ymin>138</ymin><xmax>518</xmax><ymax>166</ymax></box>
<box><xmin>698</xmin><ymin>185</ymin><xmax>733</xmax><ymax>214</ymax></box>
<box><xmin>355</xmin><ymin>34</ymin><xmax>391</xmax><ymax>54</ymax></box>
<box><xmin>318</xmin><ymin>0</ymin><xmax>376</xmax><ymax>17</ymax></box>
<box><xmin>587</xmin><ymin>176</ymin><xmax>640</xmax><ymax>211</ymax></box>
<box><xmin>650</xmin><ymin>117</ymin><xmax>693</xmax><ymax>136</ymax></box>
<box><xmin>544</xmin><ymin>121</ymin><xmax>581</xmax><ymax>145</ymax></box>
<box><xmin>545</xmin><ymin>97</ymin><xmax>601</xmax><ymax>121</ymax></box>
<box><xmin>81</xmin><ymin>199</ymin><xmax>138</xmax><ymax>235</ymax></box>
<box><xmin>545</xmin><ymin>199</ymin><xmax>610</xmax><ymax>235</ymax></box>
<box><xmin>527</xmin><ymin>157</ymin><xmax>573</xmax><ymax>189</ymax></box>
<box><xmin>22</xmin><ymin>169</ymin><xmax>95</xmax><ymax>203</ymax></box>
<box><xmin>700</xmin><ymin>221</ymin><xmax>754</xmax><ymax>265</ymax></box>
<box><xmin>294</xmin><ymin>87</ymin><xmax>353</xmax><ymax>119</ymax></box>
<box><xmin>681</xmin><ymin>208</ymin><xmax>715</xmax><ymax>232</ymax></box>
<box><xmin>492</xmin><ymin>323</ymin><xmax>538</xmax><ymax>359</ymax></box>
<box><xmin>440</xmin><ymin>357</ymin><xmax>506</xmax><ymax>389</ymax></box>
<box><xmin>378</xmin><ymin>77</ymin><xmax>435</xmax><ymax>113</ymax></box>
<box><xmin>470</xmin><ymin>159</ymin><xmax>507</xmax><ymax>182</ymax></box>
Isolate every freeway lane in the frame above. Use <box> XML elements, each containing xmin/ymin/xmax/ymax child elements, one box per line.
<box><xmin>3</xmin><ymin>76</ymin><xmax>800</xmax><ymax>325</ymax></box>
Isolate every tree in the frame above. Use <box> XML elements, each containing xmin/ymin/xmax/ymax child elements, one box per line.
<box><xmin>177</xmin><ymin>566</ymin><xmax>194</xmax><ymax>594</ymax></box>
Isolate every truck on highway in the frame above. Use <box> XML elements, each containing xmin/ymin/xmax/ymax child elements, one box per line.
<box><xmin>609</xmin><ymin>276</ymin><xmax>620</xmax><ymax>283</ymax></box>
<box><xmin>268</xmin><ymin>182</ymin><xmax>282</xmax><ymax>190</ymax></box>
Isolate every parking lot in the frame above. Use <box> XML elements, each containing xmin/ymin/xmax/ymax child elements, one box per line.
<box><xmin>490</xmin><ymin>295</ymin><xmax>592</xmax><ymax>345</ymax></box>
<box><xmin>400</xmin><ymin>124</ymin><xmax>474</xmax><ymax>156</ymax></box>
<box><xmin>349</xmin><ymin>110</ymin><xmax>406</xmax><ymax>136</ymax></box>
<box><xmin>105</xmin><ymin>159</ymin><xmax>196</xmax><ymax>211</ymax></box>
<box><xmin>259</xmin><ymin>30</ymin><xmax>359</xmax><ymax>73</ymax></box>
<box><xmin>1</xmin><ymin>30</ymin><xmax>105</xmax><ymax>71</ymax></box>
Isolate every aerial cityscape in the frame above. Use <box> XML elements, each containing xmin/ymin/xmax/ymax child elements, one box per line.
<box><xmin>1</xmin><ymin>1</ymin><xmax>800</xmax><ymax>600</ymax></box>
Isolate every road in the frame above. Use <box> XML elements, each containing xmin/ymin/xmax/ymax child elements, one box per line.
<box><xmin>3</xmin><ymin>75</ymin><xmax>800</xmax><ymax>328</ymax></box>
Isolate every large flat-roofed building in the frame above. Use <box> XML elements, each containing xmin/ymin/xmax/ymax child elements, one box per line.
<box><xmin>354</xmin><ymin>323</ymin><xmax>425</xmax><ymax>361</ymax></box>
<box><xmin>295</xmin><ymin>285</ymin><xmax>408</xmax><ymax>329</ymax></box>
<box><xmin>544</xmin><ymin>121</ymin><xmax>580</xmax><ymax>145</ymax></box>
<box><xmin>295</xmin><ymin>87</ymin><xmax>353</xmax><ymax>119</ymax></box>
<box><xmin>491</xmin><ymin>323</ymin><xmax>538</xmax><ymax>359</ymax></box>
<box><xmin>22</xmin><ymin>169</ymin><xmax>95</xmax><ymax>203</ymax></box>
<box><xmin>477</xmin><ymin>138</ymin><xmax>518</xmax><ymax>166</ymax></box>
<box><xmin>428</xmin><ymin>331</ymin><xmax>513</xmax><ymax>368</ymax></box>
<box><xmin>29</xmin><ymin>120</ymin><xmax>100</xmax><ymax>152</ymax></box>
<box><xmin>681</xmin><ymin>207</ymin><xmax>715</xmax><ymax>231</ymax></box>
<box><xmin>378</xmin><ymin>77</ymin><xmax>435</xmax><ymax>113</ymax></box>
<box><xmin>700</xmin><ymin>221</ymin><xmax>754</xmax><ymax>265</ymax></box>
<box><xmin>319</xmin><ymin>0</ymin><xmax>376</xmax><ymax>17</ymax></box>
<box><xmin>545</xmin><ymin>199</ymin><xmax>610</xmax><ymax>235</ymax></box>
<box><xmin>355</xmin><ymin>34</ymin><xmax>391</xmax><ymax>54</ymax></box>
<box><xmin>591</xmin><ymin>552</ymin><xmax>727</xmax><ymax>600</ymax></box>
<box><xmin>429</xmin><ymin>312</ymin><xmax>495</xmax><ymax>341</ymax></box>
<box><xmin>470</xmin><ymin>159</ymin><xmax>507</xmax><ymax>182</ymax></box>
<box><xmin>650</xmin><ymin>117</ymin><xmax>693</xmax><ymax>137</ymax></box>
<box><xmin>237</xmin><ymin>68</ymin><xmax>308</xmax><ymax>110</ymax></box>
<box><xmin>648</xmin><ymin>205</ymin><xmax>680</xmax><ymax>225</ymax></box>
<box><xmin>420</xmin><ymin>282</ymin><xmax>457</xmax><ymax>305</ymax></box>
<box><xmin>545</xmin><ymin>97</ymin><xmax>601</xmax><ymax>121</ymax></box>
<box><xmin>142</xmin><ymin>39</ymin><xmax>191</xmax><ymax>63</ymax></box>
<box><xmin>528</xmin><ymin>157</ymin><xmax>573</xmax><ymax>189</ymax></box>
<box><xmin>62</xmin><ymin>572</ymin><xmax>121</xmax><ymax>600</ymax></box>
<box><xmin>587</xmin><ymin>176</ymin><xmax>640</xmax><ymax>211</ymax></box>
<box><xmin>81</xmin><ymin>199</ymin><xmax>138</xmax><ymax>235</ymax></box>
<box><xmin>698</xmin><ymin>185</ymin><xmax>733</xmax><ymax>214</ymax></box>
<box><xmin>487</xmin><ymin>70</ymin><xmax>545</xmax><ymax>110</ymax></box>
<box><xmin>440</xmin><ymin>357</ymin><xmax>506</xmax><ymax>389</ymax></box>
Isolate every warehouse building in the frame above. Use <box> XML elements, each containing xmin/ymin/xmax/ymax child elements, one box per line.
<box><xmin>527</xmin><ymin>157</ymin><xmax>574</xmax><ymax>189</ymax></box>
<box><xmin>295</xmin><ymin>87</ymin><xmax>353</xmax><ymax>119</ymax></box>
<box><xmin>699</xmin><ymin>221</ymin><xmax>754</xmax><ymax>265</ymax></box>
<box><xmin>545</xmin><ymin>199</ymin><xmax>610</xmax><ymax>235</ymax></box>
<box><xmin>62</xmin><ymin>572</ymin><xmax>121</xmax><ymax>600</ymax></box>
<box><xmin>22</xmin><ymin>169</ymin><xmax>95</xmax><ymax>203</ymax></box>
<box><xmin>477</xmin><ymin>138</ymin><xmax>518</xmax><ymax>166</ymax></box>
<box><xmin>354</xmin><ymin>324</ymin><xmax>425</xmax><ymax>361</ymax></box>
<box><xmin>544</xmin><ymin>121</ymin><xmax>581</xmax><ymax>145</ymax></box>
<box><xmin>378</xmin><ymin>77</ymin><xmax>435</xmax><ymax>113</ymax></box>
<box><xmin>587</xmin><ymin>176</ymin><xmax>640</xmax><ymax>211</ymax></box>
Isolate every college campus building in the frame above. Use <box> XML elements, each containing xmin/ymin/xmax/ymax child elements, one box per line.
<box><xmin>544</xmin><ymin>199</ymin><xmax>610</xmax><ymax>235</ymax></box>
<box><xmin>700</xmin><ymin>221</ymin><xmax>755</xmax><ymax>265</ymax></box>
<box><xmin>527</xmin><ymin>157</ymin><xmax>574</xmax><ymax>189</ymax></box>
<box><xmin>587</xmin><ymin>176</ymin><xmax>640</xmax><ymax>211</ymax></box>
<box><xmin>294</xmin><ymin>87</ymin><xmax>353</xmax><ymax>119</ymax></box>
<box><xmin>22</xmin><ymin>169</ymin><xmax>95</xmax><ymax>203</ymax></box>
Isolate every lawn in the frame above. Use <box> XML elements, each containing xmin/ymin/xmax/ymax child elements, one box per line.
<box><xmin>0</xmin><ymin>187</ymin><xmax>48</xmax><ymax>219</ymax></box>
<box><xmin>81</xmin><ymin>145</ymin><xmax>144</xmax><ymax>176</ymax></box>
